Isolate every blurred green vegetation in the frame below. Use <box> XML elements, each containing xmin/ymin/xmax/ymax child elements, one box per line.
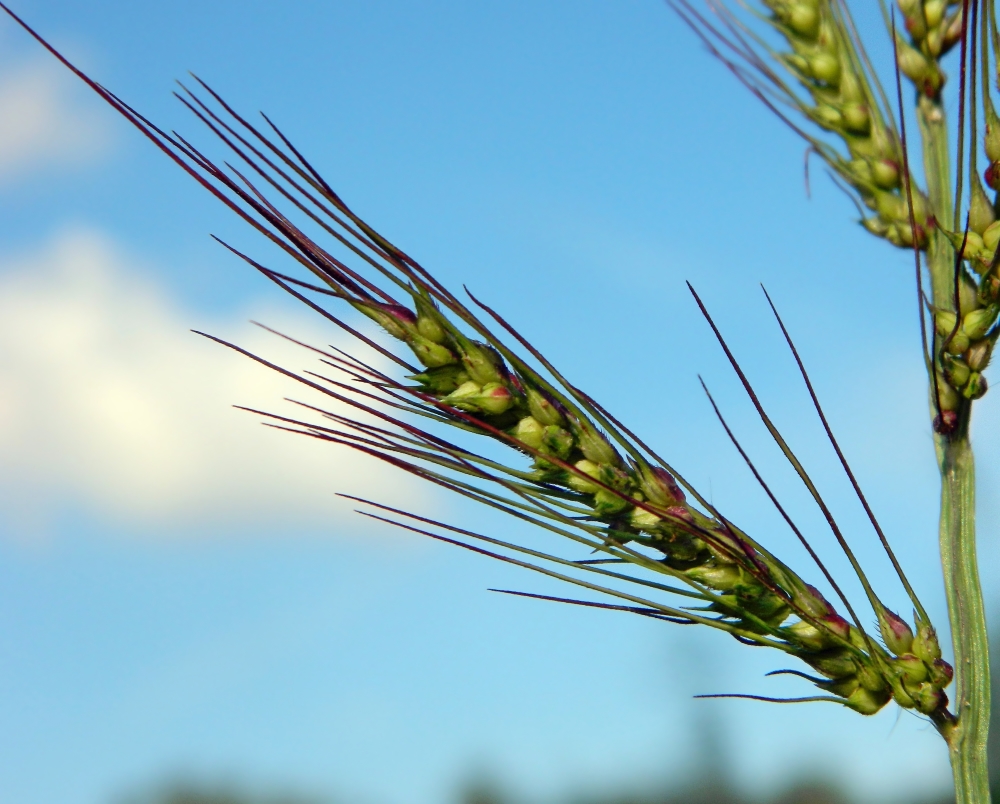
<box><xmin>116</xmin><ymin>619</ymin><xmax>1000</xmax><ymax>804</ymax></box>
<box><xmin>112</xmin><ymin>698</ymin><xmax>981</xmax><ymax>804</ymax></box>
<box><xmin>458</xmin><ymin>778</ymin><xmax>852</xmax><ymax>804</ymax></box>
<box><xmin>117</xmin><ymin>783</ymin><xmax>324</xmax><ymax>804</ymax></box>
<box><xmin>119</xmin><ymin>777</ymin><xmax>947</xmax><ymax>804</ymax></box>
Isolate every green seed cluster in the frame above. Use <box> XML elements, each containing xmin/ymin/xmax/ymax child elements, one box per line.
<box><xmin>764</xmin><ymin>0</ymin><xmax>933</xmax><ymax>249</ymax></box>
<box><xmin>799</xmin><ymin>607</ymin><xmax>954</xmax><ymax>716</ymax></box>
<box><xmin>888</xmin><ymin>0</ymin><xmax>997</xmax><ymax>411</ymax></box>
<box><xmin>360</xmin><ymin>294</ymin><xmax>953</xmax><ymax>717</ymax></box>
<box><xmin>933</xmin><ymin>194</ymin><xmax>1000</xmax><ymax>408</ymax></box>
<box><xmin>396</xmin><ymin>300</ymin><xmax>787</xmax><ymax>600</ymax></box>
<box><xmin>879</xmin><ymin>613</ymin><xmax>956</xmax><ymax>715</ymax></box>
<box><xmin>767</xmin><ymin>0</ymin><xmax>992</xmax><ymax>411</ymax></box>
<box><xmin>932</xmin><ymin>281</ymin><xmax>996</xmax><ymax>409</ymax></box>
<box><xmin>896</xmin><ymin>0</ymin><xmax>963</xmax><ymax>95</ymax></box>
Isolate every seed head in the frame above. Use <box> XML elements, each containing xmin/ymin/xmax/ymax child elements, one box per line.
<box><xmin>788</xmin><ymin>4</ymin><xmax>820</xmax><ymax>38</ymax></box>
<box><xmin>787</xmin><ymin>619</ymin><xmax>837</xmax><ymax>650</ymax></box>
<box><xmin>809</xmin><ymin>52</ymin><xmax>842</xmax><ymax>86</ymax></box>
<box><xmin>984</xmin><ymin>161</ymin><xmax>1000</xmax><ymax>191</ymax></box>
<box><xmin>411</xmin><ymin>364</ymin><xmax>468</xmax><ymax>394</ymax></box>
<box><xmin>806</xmin><ymin>649</ymin><xmax>857</xmax><ymax>679</ymax></box>
<box><xmin>982</xmin><ymin>220</ymin><xmax>1000</xmax><ymax>253</ymax></box>
<box><xmin>841</xmin><ymin>103</ymin><xmax>871</xmax><ymax>135</ymax></box>
<box><xmin>821</xmin><ymin>612</ymin><xmax>851</xmax><ymax>640</ymax></box>
<box><xmin>962</xmin><ymin>372</ymin><xmax>988</xmax><ymax>400</ymax></box>
<box><xmin>443</xmin><ymin>381</ymin><xmax>482</xmax><ymax>407</ymax></box>
<box><xmin>593</xmin><ymin>489</ymin><xmax>631</xmax><ymax>517</ymax></box>
<box><xmin>822</xmin><ymin>675</ymin><xmax>860</xmax><ymax>698</ymax></box>
<box><xmin>895</xmin><ymin>653</ymin><xmax>929</xmax><ymax>686</ymax></box>
<box><xmin>629</xmin><ymin>506</ymin><xmax>662</xmax><ymax>530</ymax></box>
<box><xmin>878</xmin><ymin>608</ymin><xmax>915</xmax><ymax>654</ymax></box>
<box><xmin>461</xmin><ymin>341</ymin><xmax>506</xmax><ymax>386</ymax></box>
<box><xmin>572</xmin><ymin>419</ymin><xmax>620</xmax><ymax>466</ymax></box>
<box><xmin>962</xmin><ymin>306</ymin><xmax>998</xmax><ymax>340</ymax></box>
<box><xmin>412</xmin><ymin>335</ymin><xmax>456</xmax><ymax>368</ymax></box>
<box><xmin>912</xmin><ymin>623</ymin><xmax>942</xmax><ymax>663</ymax></box>
<box><xmin>906</xmin><ymin>14</ymin><xmax>928</xmax><ymax>42</ymax></box>
<box><xmin>935</xmin><ymin>375</ymin><xmax>961</xmax><ymax>411</ymax></box>
<box><xmin>986</xmin><ymin>122</ymin><xmax>1000</xmax><ymax>165</ymax></box>
<box><xmin>924</xmin><ymin>0</ymin><xmax>945</xmax><ymax>29</ymax></box>
<box><xmin>930</xmin><ymin>658</ymin><xmax>954</xmax><ymax>687</ymax></box>
<box><xmin>872</xmin><ymin>159</ymin><xmax>901</xmax><ymax>190</ymax></box>
<box><xmin>686</xmin><ymin>563</ymin><xmax>742</xmax><ymax>591</ymax></box>
<box><xmin>966</xmin><ymin>337</ymin><xmax>994</xmax><ymax>371</ymax></box>
<box><xmin>856</xmin><ymin>660</ymin><xmax>888</xmax><ymax>694</ymax></box>
<box><xmin>943</xmin><ymin>356</ymin><xmax>971</xmax><ymax>388</ymax></box>
<box><xmin>794</xmin><ymin>583</ymin><xmax>833</xmax><ymax>618</ymax></box>
<box><xmin>540</xmin><ymin>425</ymin><xmax>574</xmax><ymax>459</ymax></box>
<box><xmin>416</xmin><ymin>311</ymin><xmax>447</xmax><ymax>344</ymax></box>
<box><xmin>566</xmin><ymin>459</ymin><xmax>601</xmax><ymax>494</ymax></box>
<box><xmin>847</xmin><ymin>686</ymin><xmax>892</xmax><ymax>715</ymax></box>
<box><xmin>861</xmin><ymin>216</ymin><xmax>890</xmax><ymax>237</ymax></box>
<box><xmin>970</xmin><ymin>179</ymin><xmax>998</xmax><ymax>235</ymax></box>
<box><xmin>912</xmin><ymin>682</ymin><xmax>946</xmax><ymax>715</ymax></box>
<box><xmin>513</xmin><ymin>416</ymin><xmax>545</xmax><ymax>449</ymax></box>
<box><xmin>526</xmin><ymin>387</ymin><xmax>564</xmax><ymax>426</ymax></box>
<box><xmin>638</xmin><ymin>464</ymin><xmax>686</xmax><ymax>507</ymax></box>
<box><xmin>940</xmin><ymin>7</ymin><xmax>965</xmax><ymax>52</ymax></box>
<box><xmin>895</xmin><ymin>40</ymin><xmax>937</xmax><ymax>92</ymax></box>
<box><xmin>360</xmin><ymin>301</ymin><xmax>417</xmax><ymax>340</ymax></box>
<box><xmin>474</xmin><ymin>383</ymin><xmax>515</xmax><ymax>415</ymax></box>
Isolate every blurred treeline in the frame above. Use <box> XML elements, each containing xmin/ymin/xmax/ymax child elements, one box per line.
<box><xmin>118</xmin><ymin>635</ymin><xmax>1000</xmax><ymax>804</ymax></box>
<box><xmin>113</xmin><ymin>774</ymin><xmax>954</xmax><ymax>804</ymax></box>
<box><xmin>111</xmin><ymin>746</ymin><xmax>964</xmax><ymax>804</ymax></box>
<box><xmin>116</xmin><ymin>695</ymin><xmax>1000</xmax><ymax>804</ymax></box>
<box><xmin>114</xmin><ymin>691</ymin><xmax>997</xmax><ymax>804</ymax></box>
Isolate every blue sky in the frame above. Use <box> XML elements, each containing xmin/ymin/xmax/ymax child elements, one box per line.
<box><xmin>0</xmin><ymin>2</ymin><xmax>995</xmax><ymax>803</ymax></box>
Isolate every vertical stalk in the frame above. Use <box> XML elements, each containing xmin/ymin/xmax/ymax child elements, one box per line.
<box><xmin>937</xmin><ymin>433</ymin><xmax>991</xmax><ymax>804</ymax></box>
<box><xmin>919</xmin><ymin>95</ymin><xmax>992</xmax><ymax>804</ymax></box>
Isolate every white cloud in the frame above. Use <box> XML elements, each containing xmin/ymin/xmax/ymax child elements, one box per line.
<box><xmin>0</xmin><ymin>228</ymin><xmax>426</xmax><ymax>537</ymax></box>
<box><xmin>0</xmin><ymin>57</ymin><xmax>111</xmax><ymax>183</ymax></box>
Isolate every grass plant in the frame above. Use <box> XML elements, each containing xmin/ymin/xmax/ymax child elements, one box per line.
<box><xmin>1</xmin><ymin>2</ymin><xmax>995</xmax><ymax>802</ymax></box>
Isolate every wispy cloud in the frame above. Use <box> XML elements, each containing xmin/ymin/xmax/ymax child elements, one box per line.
<box><xmin>0</xmin><ymin>228</ymin><xmax>423</xmax><ymax>537</ymax></box>
<box><xmin>0</xmin><ymin>57</ymin><xmax>111</xmax><ymax>183</ymax></box>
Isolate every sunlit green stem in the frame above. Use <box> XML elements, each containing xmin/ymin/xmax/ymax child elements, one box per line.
<box><xmin>937</xmin><ymin>434</ymin><xmax>990</xmax><ymax>804</ymax></box>
<box><xmin>919</xmin><ymin>94</ymin><xmax>992</xmax><ymax>804</ymax></box>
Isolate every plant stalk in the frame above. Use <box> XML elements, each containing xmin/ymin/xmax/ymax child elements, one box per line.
<box><xmin>937</xmin><ymin>432</ymin><xmax>991</xmax><ymax>804</ymax></box>
<box><xmin>919</xmin><ymin>94</ymin><xmax>992</xmax><ymax>804</ymax></box>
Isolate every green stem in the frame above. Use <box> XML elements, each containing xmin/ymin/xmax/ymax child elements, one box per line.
<box><xmin>919</xmin><ymin>94</ymin><xmax>992</xmax><ymax>804</ymax></box>
<box><xmin>936</xmin><ymin>433</ymin><xmax>991</xmax><ymax>804</ymax></box>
